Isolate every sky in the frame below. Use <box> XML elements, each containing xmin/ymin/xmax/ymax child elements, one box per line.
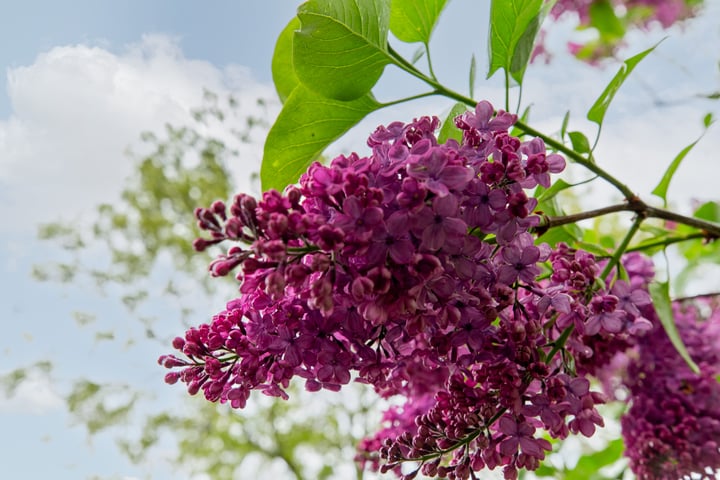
<box><xmin>0</xmin><ymin>1</ymin><xmax>719</xmax><ymax>479</ymax></box>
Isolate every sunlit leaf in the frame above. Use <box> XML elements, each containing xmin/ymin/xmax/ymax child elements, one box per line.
<box><xmin>294</xmin><ymin>0</ymin><xmax>392</xmax><ymax>100</ymax></box>
<box><xmin>389</xmin><ymin>0</ymin><xmax>448</xmax><ymax>44</ymax></box>
<box><xmin>648</xmin><ymin>281</ymin><xmax>700</xmax><ymax>374</ymax></box>
<box><xmin>261</xmin><ymin>85</ymin><xmax>381</xmax><ymax>191</ymax></box>
<box><xmin>272</xmin><ymin>17</ymin><xmax>301</xmax><ymax>103</ymax></box>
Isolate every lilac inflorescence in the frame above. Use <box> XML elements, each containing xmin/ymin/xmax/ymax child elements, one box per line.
<box><xmin>160</xmin><ymin>101</ymin><xmax>656</xmax><ymax>479</ymax></box>
<box><xmin>621</xmin><ymin>292</ymin><xmax>720</xmax><ymax>480</ymax></box>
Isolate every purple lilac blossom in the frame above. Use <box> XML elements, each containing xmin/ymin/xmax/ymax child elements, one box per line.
<box><xmin>621</xmin><ymin>296</ymin><xmax>720</xmax><ymax>479</ymax></box>
<box><xmin>160</xmin><ymin>102</ymin><xmax>655</xmax><ymax>480</ymax></box>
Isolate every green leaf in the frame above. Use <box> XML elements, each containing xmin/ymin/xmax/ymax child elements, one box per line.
<box><xmin>564</xmin><ymin>438</ymin><xmax>624</xmax><ymax>480</ymax></box>
<box><xmin>575</xmin><ymin>241</ymin><xmax>610</xmax><ymax>257</ymax></box>
<box><xmin>411</xmin><ymin>46</ymin><xmax>425</xmax><ymax>64</ymax></box>
<box><xmin>488</xmin><ymin>0</ymin><xmax>543</xmax><ymax>86</ymax></box>
<box><xmin>389</xmin><ymin>0</ymin><xmax>448</xmax><ymax>44</ymax></box>
<box><xmin>693</xmin><ymin>201</ymin><xmax>720</xmax><ymax>222</ymax></box>
<box><xmin>587</xmin><ymin>42</ymin><xmax>661</xmax><ymax>126</ymax></box>
<box><xmin>536</xmin><ymin>178</ymin><xmax>573</xmax><ymax>203</ymax></box>
<box><xmin>469</xmin><ymin>54</ymin><xmax>477</xmax><ymax>98</ymax></box>
<box><xmin>652</xmin><ymin>116</ymin><xmax>712</xmax><ymax>206</ymax></box>
<box><xmin>509</xmin><ymin>11</ymin><xmax>542</xmax><ymax>84</ymax></box>
<box><xmin>510</xmin><ymin>105</ymin><xmax>532</xmax><ymax>138</ymax></box>
<box><xmin>534</xmin><ymin>464</ymin><xmax>558</xmax><ymax>477</ymax></box>
<box><xmin>261</xmin><ymin>85</ymin><xmax>381</xmax><ymax>191</ymax></box>
<box><xmin>538</xmin><ymin>224</ymin><xmax>581</xmax><ymax>247</ymax></box>
<box><xmin>272</xmin><ymin>17</ymin><xmax>301</xmax><ymax>103</ymax></box>
<box><xmin>537</xmin><ymin>192</ymin><xmax>583</xmax><ymax>246</ymax></box>
<box><xmin>648</xmin><ymin>281</ymin><xmax>700</xmax><ymax>374</ymax></box>
<box><xmin>560</xmin><ymin>111</ymin><xmax>570</xmax><ymax>140</ymax></box>
<box><xmin>588</xmin><ymin>0</ymin><xmax>625</xmax><ymax>40</ymax></box>
<box><xmin>568</xmin><ymin>131</ymin><xmax>591</xmax><ymax>154</ymax></box>
<box><xmin>294</xmin><ymin>0</ymin><xmax>392</xmax><ymax>100</ymax></box>
<box><xmin>438</xmin><ymin>103</ymin><xmax>468</xmax><ymax>144</ymax></box>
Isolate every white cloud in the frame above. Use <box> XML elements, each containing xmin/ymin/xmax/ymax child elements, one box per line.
<box><xmin>0</xmin><ymin>371</ymin><xmax>64</xmax><ymax>415</ymax></box>
<box><xmin>0</xmin><ymin>34</ymin><xmax>276</xmax><ymax>234</ymax></box>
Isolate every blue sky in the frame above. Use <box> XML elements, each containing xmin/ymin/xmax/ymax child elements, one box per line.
<box><xmin>1</xmin><ymin>1</ymin><xmax>719</xmax><ymax>479</ymax></box>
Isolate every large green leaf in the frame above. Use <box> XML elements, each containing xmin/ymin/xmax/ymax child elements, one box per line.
<box><xmin>389</xmin><ymin>0</ymin><xmax>448</xmax><ymax>44</ymax></box>
<box><xmin>261</xmin><ymin>85</ymin><xmax>381</xmax><ymax>191</ymax></box>
<box><xmin>648</xmin><ymin>281</ymin><xmax>700</xmax><ymax>374</ymax></box>
<box><xmin>487</xmin><ymin>0</ymin><xmax>543</xmax><ymax>85</ymax></box>
<box><xmin>294</xmin><ymin>0</ymin><xmax>392</xmax><ymax>101</ymax></box>
<box><xmin>652</xmin><ymin>119</ymin><xmax>713</xmax><ymax>206</ymax></box>
<box><xmin>272</xmin><ymin>17</ymin><xmax>301</xmax><ymax>103</ymax></box>
<box><xmin>587</xmin><ymin>42</ymin><xmax>660</xmax><ymax>126</ymax></box>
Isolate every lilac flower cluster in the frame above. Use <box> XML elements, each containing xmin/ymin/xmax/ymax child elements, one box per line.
<box><xmin>621</xmin><ymin>293</ymin><xmax>720</xmax><ymax>479</ymax></box>
<box><xmin>159</xmin><ymin>101</ymin><xmax>654</xmax><ymax>479</ymax></box>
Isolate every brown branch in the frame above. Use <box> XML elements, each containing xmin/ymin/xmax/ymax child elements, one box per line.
<box><xmin>536</xmin><ymin>199</ymin><xmax>720</xmax><ymax>240</ymax></box>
